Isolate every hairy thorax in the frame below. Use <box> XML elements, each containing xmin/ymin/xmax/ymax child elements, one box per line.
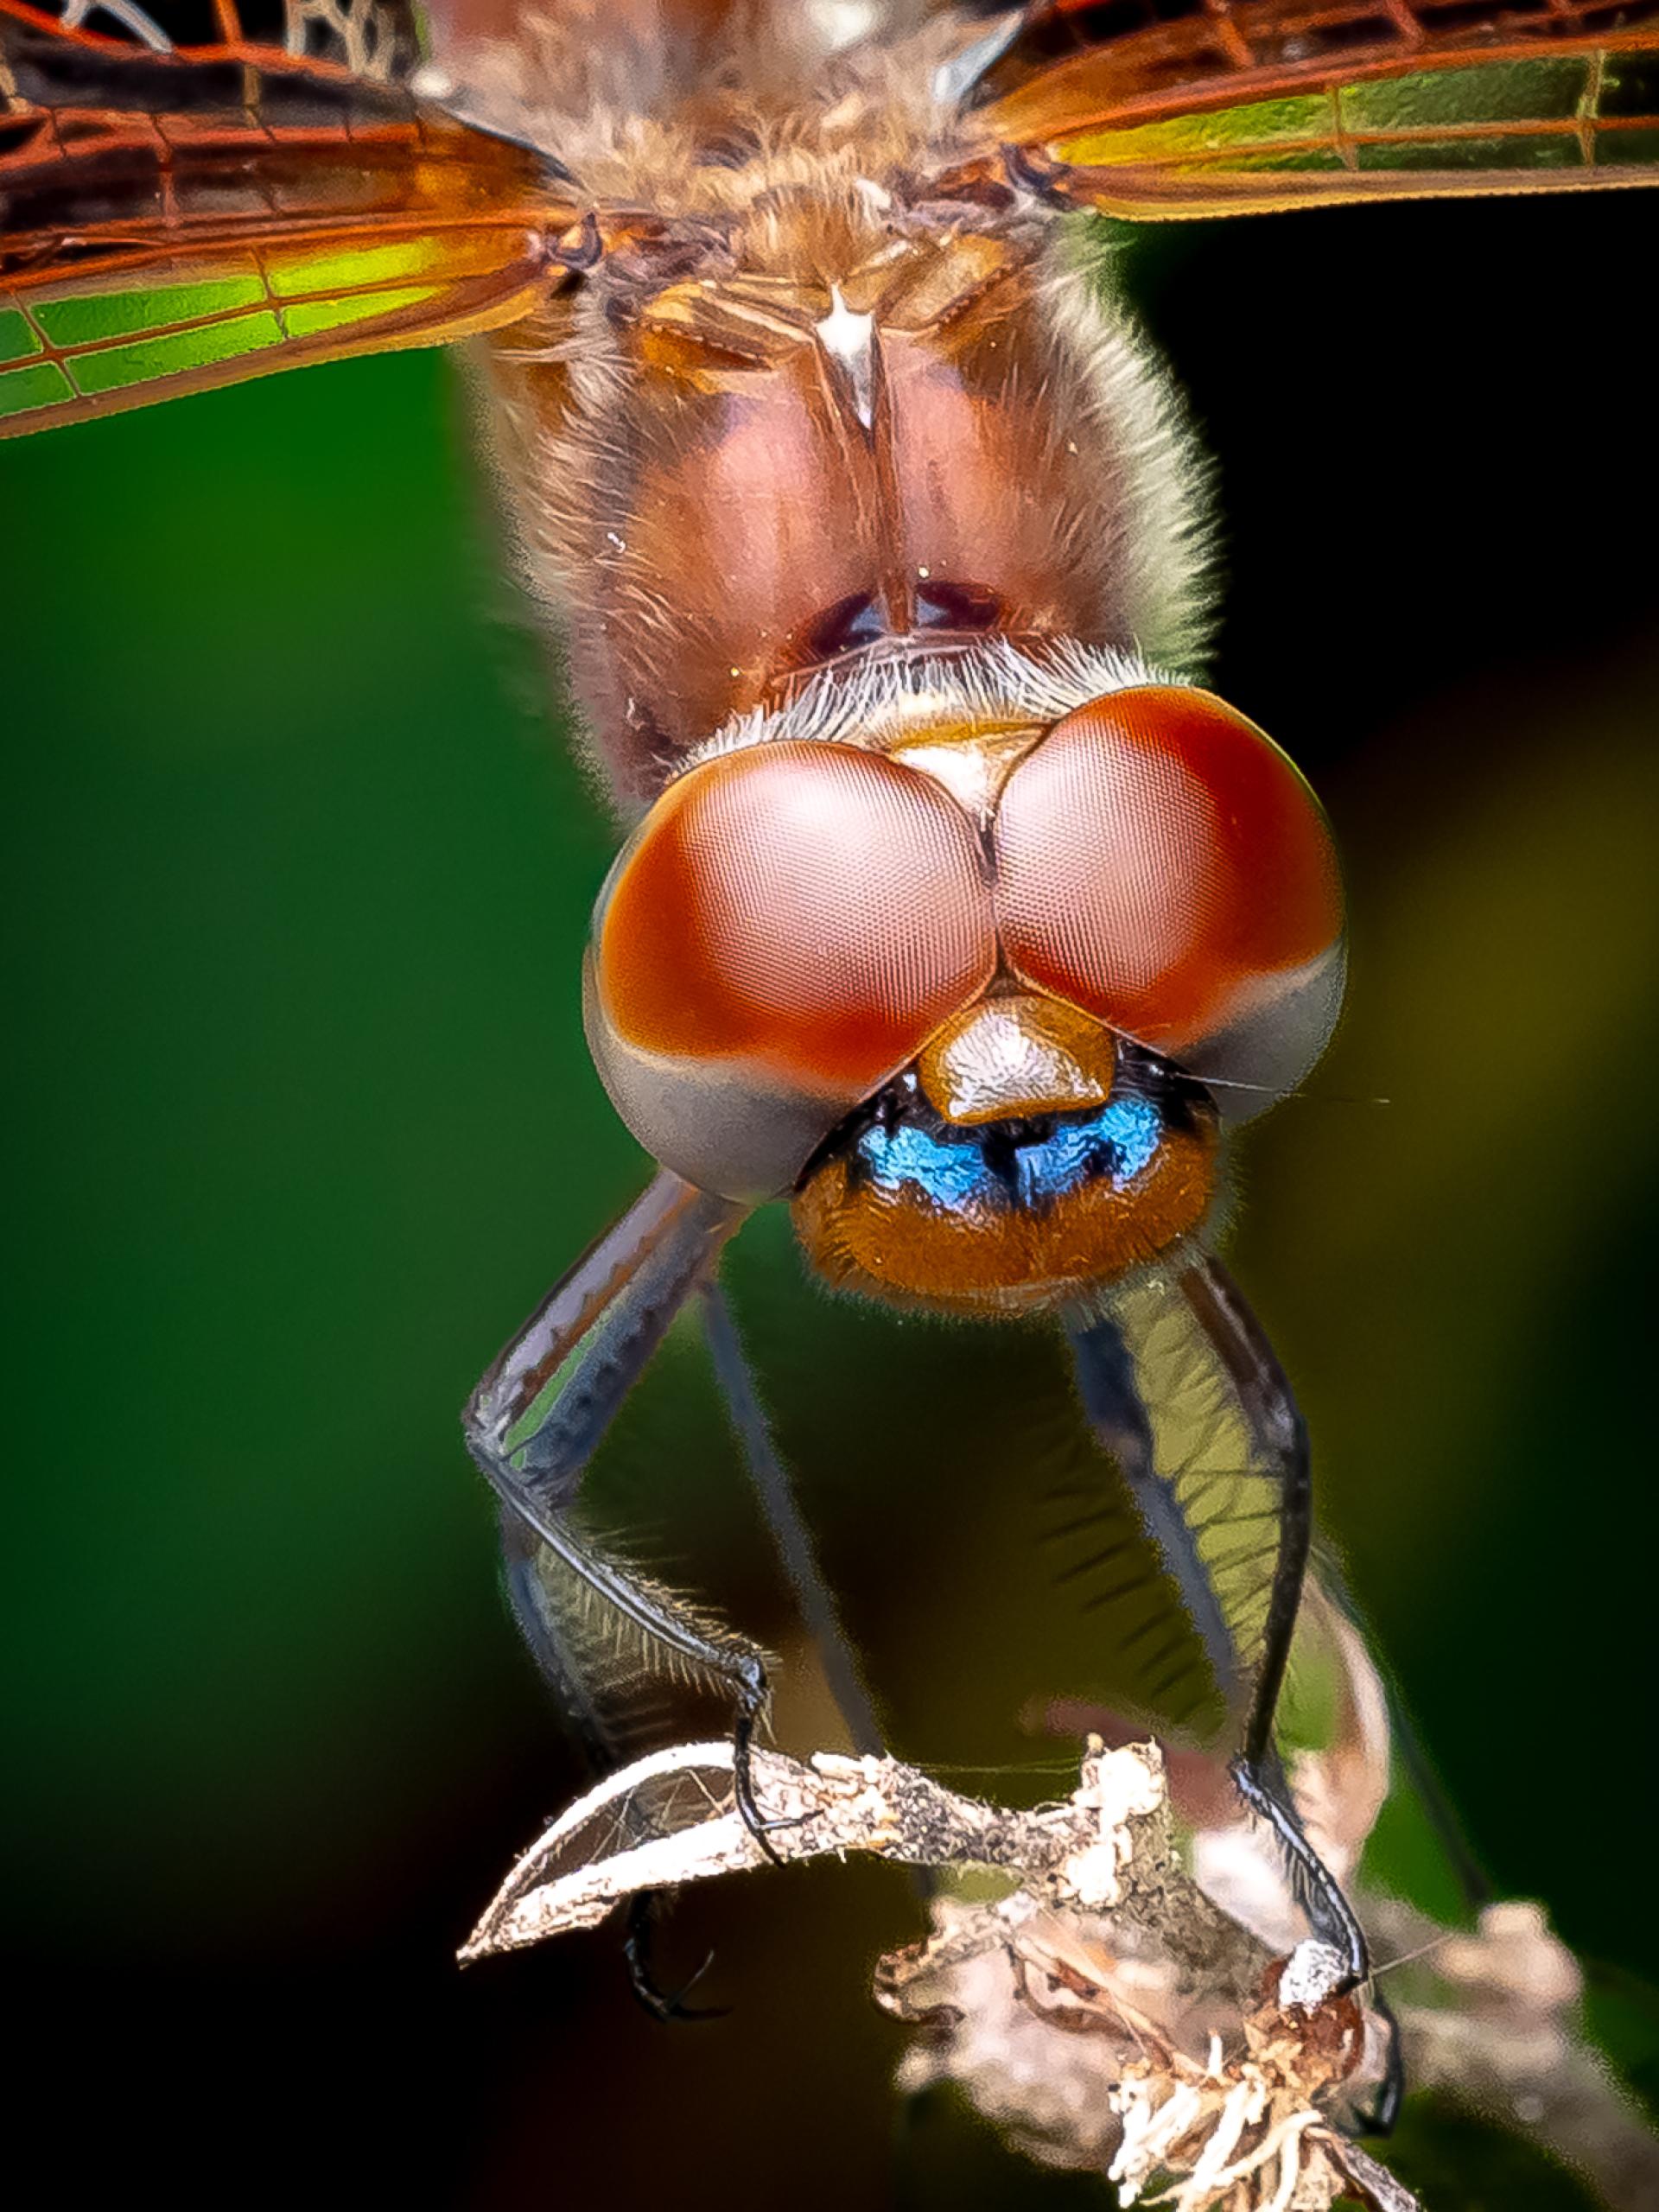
<box><xmin>475</xmin><ymin>111</ymin><xmax>1208</xmax><ymax>807</ymax></box>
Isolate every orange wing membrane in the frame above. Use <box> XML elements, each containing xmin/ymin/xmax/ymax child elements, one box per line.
<box><xmin>0</xmin><ymin>0</ymin><xmax>569</xmax><ymax>431</ymax></box>
<box><xmin>963</xmin><ymin>0</ymin><xmax>1659</xmax><ymax>218</ymax></box>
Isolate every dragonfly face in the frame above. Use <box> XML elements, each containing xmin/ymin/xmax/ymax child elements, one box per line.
<box><xmin>4</xmin><ymin>0</ymin><xmax>1656</xmax><ymax>2099</ymax></box>
<box><xmin>586</xmin><ymin>679</ymin><xmax>1343</xmax><ymax>1307</ymax></box>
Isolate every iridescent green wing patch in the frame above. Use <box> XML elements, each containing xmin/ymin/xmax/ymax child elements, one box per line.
<box><xmin>0</xmin><ymin>224</ymin><xmax>551</xmax><ymax>431</ymax></box>
<box><xmin>0</xmin><ymin>0</ymin><xmax>571</xmax><ymax>433</ymax></box>
<box><xmin>965</xmin><ymin>0</ymin><xmax>1659</xmax><ymax>219</ymax></box>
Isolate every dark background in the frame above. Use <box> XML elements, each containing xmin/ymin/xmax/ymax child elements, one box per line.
<box><xmin>3</xmin><ymin>186</ymin><xmax>1656</xmax><ymax>2207</ymax></box>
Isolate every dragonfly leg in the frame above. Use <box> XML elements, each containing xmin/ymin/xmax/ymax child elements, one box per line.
<box><xmin>1357</xmin><ymin>1985</ymin><xmax>1405</xmax><ymax>2136</ymax></box>
<box><xmin>1195</xmin><ymin>1381</ymin><xmax>1407</xmax><ymax>2138</ymax></box>
<box><xmin>1179</xmin><ymin>1258</ymin><xmax>1370</xmax><ymax>1999</ymax></box>
<box><xmin>465</xmin><ymin>1170</ymin><xmax>789</xmax><ymax>1894</ymax></box>
<box><xmin>501</xmin><ymin>1510</ymin><xmax>728</xmax><ymax>2020</ymax></box>
<box><xmin>621</xmin><ymin>1894</ymin><xmax>725</xmax><ymax>2024</ymax></box>
<box><xmin>1227</xmin><ymin>1754</ymin><xmax>1369</xmax><ymax>1986</ymax></box>
<box><xmin>1066</xmin><ymin>1307</ymin><xmax>1248</xmax><ymax>1716</ymax></box>
<box><xmin>699</xmin><ymin>1278</ymin><xmax>885</xmax><ymax>1759</ymax></box>
<box><xmin>1066</xmin><ymin>1266</ymin><xmax>1370</xmax><ymax>1996</ymax></box>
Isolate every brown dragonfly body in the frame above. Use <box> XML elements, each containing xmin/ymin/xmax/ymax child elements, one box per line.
<box><xmin>4</xmin><ymin>0</ymin><xmax>1656</xmax><ymax>2088</ymax></box>
<box><xmin>470</xmin><ymin>13</ymin><xmax>1203</xmax><ymax>798</ymax></box>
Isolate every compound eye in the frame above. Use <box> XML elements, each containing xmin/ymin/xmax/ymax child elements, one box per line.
<box><xmin>994</xmin><ymin>688</ymin><xmax>1344</xmax><ymax>1115</ymax></box>
<box><xmin>588</xmin><ymin>741</ymin><xmax>995</xmax><ymax>1198</ymax></box>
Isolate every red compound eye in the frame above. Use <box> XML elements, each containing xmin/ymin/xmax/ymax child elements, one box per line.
<box><xmin>589</xmin><ymin>741</ymin><xmax>996</xmax><ymax>1196</ymax></box>
<box><xmin>993</xmin><ymin>687</ymin><xmax>1344</xmax><ymax>1109</ymax></box>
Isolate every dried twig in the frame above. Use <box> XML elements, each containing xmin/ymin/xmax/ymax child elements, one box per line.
<box><xmin>461</xmin><ymin>1605</ymin><xmax>1659</xmax><ymax>2209</ymax></box>
<box><xmin>464</xmin><ymin>1737</ymin><xmax>1410</xmax><ymax>2210</ymax></box>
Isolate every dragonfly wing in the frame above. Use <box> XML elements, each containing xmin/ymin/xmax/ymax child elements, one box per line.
<box><xmin>0</xmin><ymin>0</ymin><xmax>569</xmax><ymax>432</ymax></box>
<box><xmin>957</xmin><ymin>0</ymin><xmax>1659</xmax><ymax>218</ymax></box>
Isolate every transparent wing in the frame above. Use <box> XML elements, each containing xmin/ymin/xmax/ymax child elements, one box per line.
<box><xmin>0</xmin><ymin>0</ymin><xmax>569</xmax><ymax>432</ymax></box>
<box><xmin>960</xmin><ymin>0</ymin><xmax>1659</xmax><ymax>219</ymax></box>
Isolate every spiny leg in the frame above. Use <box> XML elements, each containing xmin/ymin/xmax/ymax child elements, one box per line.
<box><xmin>501</xmin><ymin>1510</ymin><xmax>723</xmax><ymax>2021</ymax></box>
<box><xmin>1065</xmin><ymin>1306</ymin><xmax>1248</xmax><ymax>1720</ymax></box>
<box><xmin>1065</xmin><ymin>1258</ymin><xmax>1380</xmax><ymax>2079</ymax></box>
<box><xmin>466</xmin><ymin>1171</ymin><xmax>783</xmax><ymax>2009</ymax></box>
<box><xmin>699</xmin><ymin>1278</ymin><xmax>885</xmax><ymax>1760</ymax></box>
<box><xmin>1187</xmin><ymin>1258</ymin><xmax>1402</xmax><ymax>2131</ymax></box>
<box><xmin>1175</xmin><ymin>1257</ymin><xmax>1369</xmax><ymax>1988</ymax></box>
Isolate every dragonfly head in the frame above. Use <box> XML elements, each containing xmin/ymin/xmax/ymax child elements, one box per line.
<box><xmin>584</xmin><ymin>677</ymin><xmax>1343</xmax><ymax>1308</ymax></box>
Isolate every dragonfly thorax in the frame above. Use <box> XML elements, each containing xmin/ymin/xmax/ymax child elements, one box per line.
<box><xmin>482</xmin><ymin>207</ymin><xmax>1212</xmax><ymax>806</ymax></box>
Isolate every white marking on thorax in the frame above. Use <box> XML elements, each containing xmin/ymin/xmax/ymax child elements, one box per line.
<box><xmin>814</xmin><ymin>285</ymin><xmax>877</xmax><ymax>433</ymax></box>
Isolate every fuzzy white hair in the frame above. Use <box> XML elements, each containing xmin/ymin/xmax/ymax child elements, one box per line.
<box><xmin>683</xmin><ymin>632</ymin><xmax>1180</xmax><ymax>778</ymax></box>
<box><xmin>1038</xmin><ymin>223</ymin><xmax>1219</xmax><ymax>680</ymax></box>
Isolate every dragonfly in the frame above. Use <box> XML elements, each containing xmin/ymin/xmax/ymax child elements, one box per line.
<box><xmin>4</xmin><ymin>0</ymin><xmax>1655</xmax><ymax>2097</ymax></box>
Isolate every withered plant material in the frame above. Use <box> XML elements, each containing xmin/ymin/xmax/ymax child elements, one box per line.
<box><xmin>464</xmin><ymin>1736</ymin><xmax>1411</xmax><ymax>2210</ymax></box>
<box><xmin>462</xmin><ymin>1592</ymin><xmax>1658</xmax><ymax>2210</ymax></box>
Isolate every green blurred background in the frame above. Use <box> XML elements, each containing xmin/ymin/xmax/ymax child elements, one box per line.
<box><xmin>3</xmin><ymin>189</ymin><xmax>1656</xmax><ymax>2208</ymax></box>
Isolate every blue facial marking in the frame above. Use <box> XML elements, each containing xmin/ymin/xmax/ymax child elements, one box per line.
<box><xmin>857</xmin><ymin>1123</ymin><xmax>988</xmax><ymax>1207</ymax></box>
<box><xmin>854</xmin><ymin>1093</ymin><xmax>1165</xmax><ymax>1212</ymax></box>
